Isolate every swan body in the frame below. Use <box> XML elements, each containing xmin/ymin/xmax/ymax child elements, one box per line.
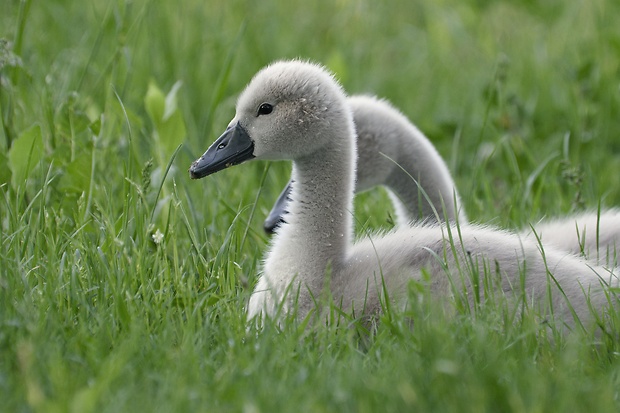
<box><xmin>264</xmin><ymin>96</ymin><xmax>620</xmax><ymax>266</ymax></box>
<box><xmin>189</xmin><ymin>60</ymin><xmax>618</xmax><ymax>330</ymax></box>
<box><xmin>525</xmin><ymin>210</ymin><xmax>620</xmax><ymax>265</ymax></box>
<box><xmin>263</xmin><ymin>95</ymin><xmax>466</xmax><ymax>232</ymax></box>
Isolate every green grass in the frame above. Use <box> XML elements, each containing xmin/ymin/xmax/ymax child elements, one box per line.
<box><xmin>2</xmin><ymin>0</ymin><xmax>620</xmax><ymax>411</ymax></box>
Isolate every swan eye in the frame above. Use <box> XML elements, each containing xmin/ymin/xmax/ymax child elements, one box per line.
<box><xmin>257</xmin><ymin>103</ymin><xmax>273</xmax><ymax>116</ymax></box>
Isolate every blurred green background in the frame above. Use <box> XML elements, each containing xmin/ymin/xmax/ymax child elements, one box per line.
<box><xmin>3</xmin><ymin>0</ymin><xmax>620</xmax><ymax>226</ymax></box>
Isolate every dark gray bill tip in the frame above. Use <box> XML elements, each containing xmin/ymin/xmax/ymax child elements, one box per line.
<box><xmin>263</xmin><ymin>215</ymin><xmax>287</xmax><ymax>234</ymax></box>
<box><xmin>263</xmin><ymin>182</ymin><xmax>293</xmax><ymax>234</ymax></box>
<box><xmin>188</xmin><ymin>157</ymin><xmax>213</xmax><ymax>179</ymax></box>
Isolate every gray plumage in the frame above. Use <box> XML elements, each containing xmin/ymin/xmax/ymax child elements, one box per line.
<box><xmin>350</xmin><ymin>95</ymin><xmax>467</xmax><ymax>225</ymax></box>
<box><xmin>191</xmin><ymin>60</ymin><xmax>618</xmax><ymax>331</ymax></box>
<box><xmin>263</xmin><ymin>95</ymin><xmax>466</xmax><ymax>231</ymax></box>
<box><xmin>265</xmin><ymin>95</ymin><xmax>619</xmax><ymax>266</ymax></box>
<box><xmin>525</xmin><ymin>210</ymin><xmax>620</xmax><ymax>265</ymax></box>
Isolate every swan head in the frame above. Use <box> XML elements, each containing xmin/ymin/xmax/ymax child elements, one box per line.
<box><xmin>189</xmin><ymin>60</ymin><xmax>351</xmax><ymax>179</ymax></box>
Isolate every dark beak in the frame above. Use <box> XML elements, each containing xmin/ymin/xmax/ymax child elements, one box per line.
<box><xmin>189</xmin><ymin>122</ymin><xmax>255</xmax><ymax>179</ymax></box>
<box><xmin>263</xmin><ymin>181</ymin><xmax>293</xmax><ymax>234</ymax></box>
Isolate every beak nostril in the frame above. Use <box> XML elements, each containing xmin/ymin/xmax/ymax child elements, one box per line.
<box><xmin>218</xmin><ymin>143</ymin><xmax>227</xmax><ymax>149</ymax></box>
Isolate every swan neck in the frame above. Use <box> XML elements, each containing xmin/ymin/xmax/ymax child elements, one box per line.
<box><xmin>294</xmin><ymin>144</ymin><xmax>354</xmax><ymax>259</ymax></box>
<box><xmin>271</xmin><ymin>130</ymin><xmax>356</xmax><ymax>274</ymax></box>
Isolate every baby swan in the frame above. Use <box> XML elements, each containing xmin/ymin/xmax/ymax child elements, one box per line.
<box><xmin>190</xmin><ymin>60</ymin><xmax>617</xmax><ymax>329</ymax></box>
<box><xmin>264</xmin><ymin>96</ymin><xmax>619</xmax><ymax>265</ymax></box>
<box><xmin>263</xmin><ymin>95</ymin><xmax>466</xmax><ymax>232</ymax></box>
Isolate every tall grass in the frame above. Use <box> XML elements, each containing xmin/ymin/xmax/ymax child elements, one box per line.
<box><xmin>1</xmin><ymin>0</ymin><xmax>620</xmax><ymax>411</ymax></box>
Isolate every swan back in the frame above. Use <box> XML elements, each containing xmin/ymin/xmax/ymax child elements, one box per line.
<box><xmin>524</xmin><ymin>209</ymin><xmax>620</xmax><ymax>265</ymax></box>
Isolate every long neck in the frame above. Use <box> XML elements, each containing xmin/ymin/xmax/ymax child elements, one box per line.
<box><xmin>267</xmin><ymin>124</ymin><xmax>356</xmax><ymax>278</ymax></box>
<box><xmin>387</xmin><ymin>123</ymin><xmax>461</xmax><ymax>223</ymax></box>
